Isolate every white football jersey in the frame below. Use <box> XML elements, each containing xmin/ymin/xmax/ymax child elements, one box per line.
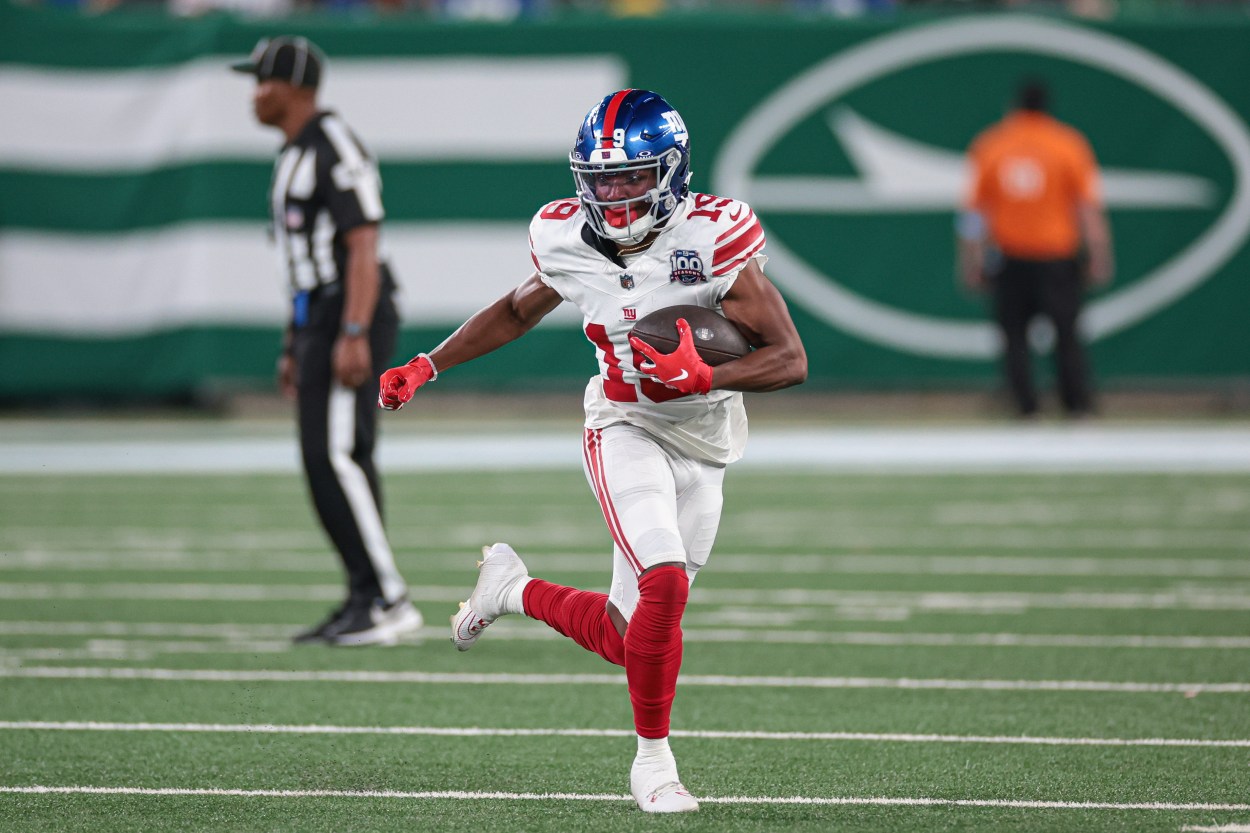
<box><xmin>530</xmin><ymin>192</ymin><xmax>767</xmax><ymax>464</ymax></box>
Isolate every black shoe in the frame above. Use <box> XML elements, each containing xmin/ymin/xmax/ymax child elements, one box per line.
<box><xmin>326</xmin><ymin>595</ymin><xmax>424</xmax><ymax>647</ymax></box>
<box><xmin>292</xmin><ymin>600</ymin><xmax>352</xmax><ymax>645</ymax></box>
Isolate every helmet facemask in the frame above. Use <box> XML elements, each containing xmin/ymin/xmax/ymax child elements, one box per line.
<box><xmin>571</xmin><ymin>150</ymin><xmax>685</xmax><ymax>244</ymax></box>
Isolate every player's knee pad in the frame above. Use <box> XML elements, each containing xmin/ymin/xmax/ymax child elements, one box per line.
<box><xmin>634</xmin><ymin>528</ymin><xmax>686</xmax><ymax>573</ymax></box>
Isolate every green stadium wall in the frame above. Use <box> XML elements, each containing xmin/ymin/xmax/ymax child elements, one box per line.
<box><xmin>2</xmin><ymin>5</ymin><xmax>1248</xmax><ymax>397</ymax></box>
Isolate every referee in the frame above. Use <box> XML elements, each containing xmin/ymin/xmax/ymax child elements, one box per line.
<box><xmin>958</xmin><ymin>78</ymin><xmax>1114</xmax><ymax>418</ymax></box>
<box><xmin>233</xmin><ymin>36</ymin><xmax>421</xmax><ymax>645</ymax></box>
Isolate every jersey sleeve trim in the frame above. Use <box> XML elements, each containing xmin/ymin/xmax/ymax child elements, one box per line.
<box><xmin>712</xmin><ymin>216</ymin><xmax>765</xmax><ymax>277</ymax></box>
<box><xmin>715</xmin><ymin>207</ymin><xmax>755</xmax><ymax>244</ymax></box>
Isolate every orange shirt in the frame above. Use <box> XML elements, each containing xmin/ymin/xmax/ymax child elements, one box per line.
<box><xmin>966</xmin><ymin>111</ymin><xmax>1102</xmax><ymax>260</ymax></box>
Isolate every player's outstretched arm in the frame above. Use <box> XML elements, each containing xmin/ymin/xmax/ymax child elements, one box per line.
<box><xmin>714</xmin><ymin>259</ymin><xmax>808</xmax><ymax>393</ymax></box>
<box><xmin>379</xmin><ymin>273</ymin><xmax>561</xmax><ymax>411</ymax></box>
<box><xmin>429</xmin><ymin>273</ymin><xmax>562</xmax><ymax>373</ymax></box>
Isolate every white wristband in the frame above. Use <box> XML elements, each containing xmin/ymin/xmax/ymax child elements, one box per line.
<box><xmin>416</xmin><ymin>352</ymin><xmax>439</xmax><ymax>381</ymax></box>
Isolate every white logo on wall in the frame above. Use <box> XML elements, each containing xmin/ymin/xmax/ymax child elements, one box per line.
<box><xmin>712</xmin><ymin>17</ymin><xmax>1250</xmax><ymax>358</ymax></box>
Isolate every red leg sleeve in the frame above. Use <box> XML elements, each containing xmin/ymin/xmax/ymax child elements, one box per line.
<box><xmin>522</xmin><ymin>579</ymin><xmax>625</xmax><ymax>667</ymax></box>
<box><xmin>623</xmin><ymin>565</ymin><xmax>688</xmax><ymax>739</ymax></box>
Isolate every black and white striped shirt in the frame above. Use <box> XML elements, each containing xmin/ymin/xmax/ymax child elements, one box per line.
<box><xmin>268</xmin><ymin>111</ymin><xmax>386</xmax><ymax>294</ymax></box>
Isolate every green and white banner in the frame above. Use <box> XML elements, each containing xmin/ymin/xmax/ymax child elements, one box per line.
<box><xmin>2</xmin><ymin>6</ymin><xmax>1247</xmax><ymax>396</ymax></box>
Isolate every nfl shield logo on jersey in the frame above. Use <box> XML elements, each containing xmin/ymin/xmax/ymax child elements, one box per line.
<box><xmin>620</xmin><ymin>273</ymin><xmax>635</xmax><ymax>290</ymax></box>
<box><xmin>670</xmin><ymin>250</ymin><xmax>705</xmax><ymax>285</ymax></box>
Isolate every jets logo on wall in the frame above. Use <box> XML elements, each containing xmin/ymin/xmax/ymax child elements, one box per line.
<box><xmin>712</xmin><ymin>17</ymin><xmax>1250</xmax><ymax>358</ymax></box>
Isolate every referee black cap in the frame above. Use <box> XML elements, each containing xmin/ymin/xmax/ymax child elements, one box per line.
<box><xmin>231</xmin><ymin>36</ymin><xmax>324</xmax><ymax>89</ymax></box>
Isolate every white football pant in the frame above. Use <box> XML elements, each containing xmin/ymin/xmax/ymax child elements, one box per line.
<box><xmin>582</xmin><ymin>423</ymin><xmax>726</xmax><ymax>623</ymax></box>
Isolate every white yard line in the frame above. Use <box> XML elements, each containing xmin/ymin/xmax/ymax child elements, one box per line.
<box><xmin>0</xmin><ymin>785</ymin><xmax>1246</xmax><ymax>811</ymax></box>
<box><xmin>1182</xmin><ymin>826</ymin><xmax>1250</xmax><ymax>832</ymax></box>
<box><xmin>4</xmin><ymin>425</ymin><xmax>1250</xmax><ymax>474</ymax></box>
<box><xmin>0</xmin><ymin>621</ymin><xmax>296</xmax><ymax>638</ymax></box>
<box><xmin>6</xmin><ymin>526</ymin><xmax>1244</xmax><ymax>552</ymax></box>
<box><xmin>5</xmin><ymin>551</ymin><xmax>1250</xmax><ymax>579</ymax></box>
<box><xmin>4</xmin><ymin>582</ymin><xmax>1250</xmax><ymax>613</ymax></box>
<box><xmin>682</xmin><ymin>630</ymin><xmax>1250</xmax><ymax>649</ymax></box>
<box><xmin>0</xmin><ymin>639</ymin><xmax>294</xmax><ymax>661</ymax></box>
<box><xmin>2</xmin><ymin>621</ymin><xmax>1249</xmax><ymax>650</ymax></box>
<box><xmin>2</xmin><ymin>720</ymin><xmax>1247</xmax><ymax>749</ymax></box>
<box><xmin>3</xmin><ymin>666</ymin><xmax>1248</xmax><ymax>694</ymax></box>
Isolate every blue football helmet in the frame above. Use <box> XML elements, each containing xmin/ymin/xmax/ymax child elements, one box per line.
<box><xmin>570</xmin><ymin>89</ymin><xmax>692</xmax><ymax>244</ymax></box>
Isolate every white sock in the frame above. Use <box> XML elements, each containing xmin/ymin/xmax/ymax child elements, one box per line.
<box><xmin>503</xmin><ymin>577</ymin><xmax>531</xmax><ymax>616</ymax></box>
<box><xmin>634</xmin><ymin>735</ymin><xmax>676</xmax><ymax>771</ymax></box>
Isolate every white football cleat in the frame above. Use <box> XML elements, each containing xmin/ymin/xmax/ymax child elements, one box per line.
<box><xmin>450</xmin><ymin>543</ymin><xmax>530</xmax><ymax>652</ymax></box>
<box><xmin>631</xmin><ymin>759</ymin><xmax>699</xmax><ymax>813</ymax></box>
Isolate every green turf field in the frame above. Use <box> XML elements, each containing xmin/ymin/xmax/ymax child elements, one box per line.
<box><xmin>1</xmin><ymin>460</ymin><xmax>1249</xmax><ymax>832</ymax></box>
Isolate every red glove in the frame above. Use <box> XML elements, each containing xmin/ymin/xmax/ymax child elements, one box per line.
<box><xmin>629</xmin><ymin>318</ymin><xmax>714</xmax><ymax>396</ymax></box>
<box><xmin>378</xmin><ymin>354</ymin><xmax>437</xmax><ymax>411</ymax></box>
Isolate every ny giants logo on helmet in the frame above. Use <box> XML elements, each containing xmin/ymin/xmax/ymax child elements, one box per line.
<box><xmin>670</xmin><ymin>249</ymin><xmax>705</xmax><ymax>285</ymax></box>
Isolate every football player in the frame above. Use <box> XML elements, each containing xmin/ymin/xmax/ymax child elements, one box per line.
<box><xmin>379</xmin><ymin>89</ymin><xmax>807</xmax><ymax>813</ymax></box>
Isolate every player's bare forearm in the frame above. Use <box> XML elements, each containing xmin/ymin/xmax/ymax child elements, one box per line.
<box><xmin>958</xmin><ymin>237</ymin><xmax>987</xmax><ymax>292</ymax></box>
<box><xmin>716</xmin><ymin>260</ymin><xmax>807</xmax><ymax>393</ymax></box>
<box><xmin>955</xmin><ymin>209</ymin><xmax>988</xmax><ymax>292</ymax></box>
<box><xmin>1078</xmin><ymin>202</ymin><xmax>1114</xmax><ymax>286</ymax></box>
<box><xmin>428</xmin><ymin>273</ymin><xmax>561</xmax><ymax>373</ymax></box>
<box><xmin>709</xmin><ymin>343</ymin><xmax>807</xmax><ymax>393</ymax></box>
<box><xmin>341</xmin><ymin>224</ymin><xmax>381</xmax><ymax>330</ymax></box>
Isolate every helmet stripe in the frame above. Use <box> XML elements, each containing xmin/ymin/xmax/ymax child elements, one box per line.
<box><xmin>600</xmin><ymin>88</ymin><xmax>634</xmax><ymax>149</ymax></box>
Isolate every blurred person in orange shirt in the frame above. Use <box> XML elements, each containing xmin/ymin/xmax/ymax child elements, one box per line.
<box><xmin>958</xmin><ymin>78</ymin><xmax>1113</xmax><ymax>418</ymax></box>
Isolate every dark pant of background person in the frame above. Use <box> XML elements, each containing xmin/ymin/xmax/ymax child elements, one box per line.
<box><xmin>291</xmin><ymin>276</ymin><xmax>400</xmax><ymax>605</ymax></box>
<box><xmin>991</xmin><ymin>256</ymin><xmax>1094</xmax><ymax>417</ymax></box>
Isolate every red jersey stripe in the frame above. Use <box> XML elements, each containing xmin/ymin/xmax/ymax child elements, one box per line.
<box><xmin>713</xmin><ymin>219</ymin><xmax>764</xmax><ymax>268</ymax></box>
<box><xmin>583</xmin><ymin>428</ymin><xmax>643</xmax><ymax>575</ymax></box>
<box><xmin>713</xmin><ymin>237</ymin><xmax>766</xmax><ymax>277</ymax></box>
<box><xmin>714</xmin><ymin>208</ymin><xmax>755</xmax><ymax>244</ymax></box>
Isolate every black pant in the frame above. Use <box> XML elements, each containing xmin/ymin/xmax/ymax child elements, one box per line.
<box><xmin>291</xmin><ymin>281</ymin><xmax>402</xmax><ymax>604</ymax></box>
<box><xmin>991</xmin><ymin>257</ymin><xmax>1094</xmax><ymax>416</ymax></box>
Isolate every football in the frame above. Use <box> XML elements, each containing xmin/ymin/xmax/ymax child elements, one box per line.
<box><xmin>629</xmin><ymin>304</ymin><xmax>751</xmax><ymax>366</ymax></box>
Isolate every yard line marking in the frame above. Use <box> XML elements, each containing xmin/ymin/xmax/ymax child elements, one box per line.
<box><xmin>3</xmin><ymin>721</ymin><xmax>1248</xmax><ymax>748</ymax></box>
<box><xmin>6</xmin><ymin>583</ymin><xmax>1250</xmax><ymax>613</ymax></box>
<box><xmin>0</xmin><ymin>639</ymin><xmax>294</xmax><ymax>661</ymax></box>
<box><xmin>705</xmin><ymin>554</ymin><xmax>1250</xmax><ymax>578</ymax></box>
<box><xmin>7</xmin><ymin>551</ymin><xmax>1250</xmax><ymax>579</ymax></box>
<box><xmin>699</xmin><ymin>588</ymin><xmax>1250</xmax><ymax>612</ymax></box>
<box><xmin>688</xmin><ymin>526</ymin><xmax>1250</xmax><ymax>552</ymax></box>
<box><xmin>0</xmin><ymin>622</ymin><xmax>297</xmax><ymax>638</ymax></box>
<box><xmin>1182</xmin><ymin>826</ymin><xmax>1250</xmax><ymax>832</ymax></box>
<box><xmin>5</xmin><ymin>525</ymin><xmax>1246</xmax><ymax>552</ymax></box>
<box><xmin>6</xmin><ymin>425</ymin><xmax>1250</xmax><ymax>474</ymax></box>
<box><xmin>684</xmin><ymin>629</ymin><xmax>1250</xmax><ymax>649</ymax></box>
<box><xmin>0</xmin><ymin>583</ymin><xmax>344</xmax><ymax>602</ymax></box>
<box><xmin>3</xmin><ymin>620</ymin><xmax>1249</xmax><ymax>650</ymax></box>
<box><xmin>4</xmin><ymin>666</ymin><xmax>1249</xmax><ymax>694</ymax></box>
<box><xmin>0</xmin><ymin>785</ymin><xmax>1247</xmax><ymax>811</ymax></box>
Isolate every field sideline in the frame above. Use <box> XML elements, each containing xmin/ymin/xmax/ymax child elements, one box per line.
<box><xmin>1</xmin><ymin>418</ymin><xmax>1248</xmax><ymax>831</ymax></box>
